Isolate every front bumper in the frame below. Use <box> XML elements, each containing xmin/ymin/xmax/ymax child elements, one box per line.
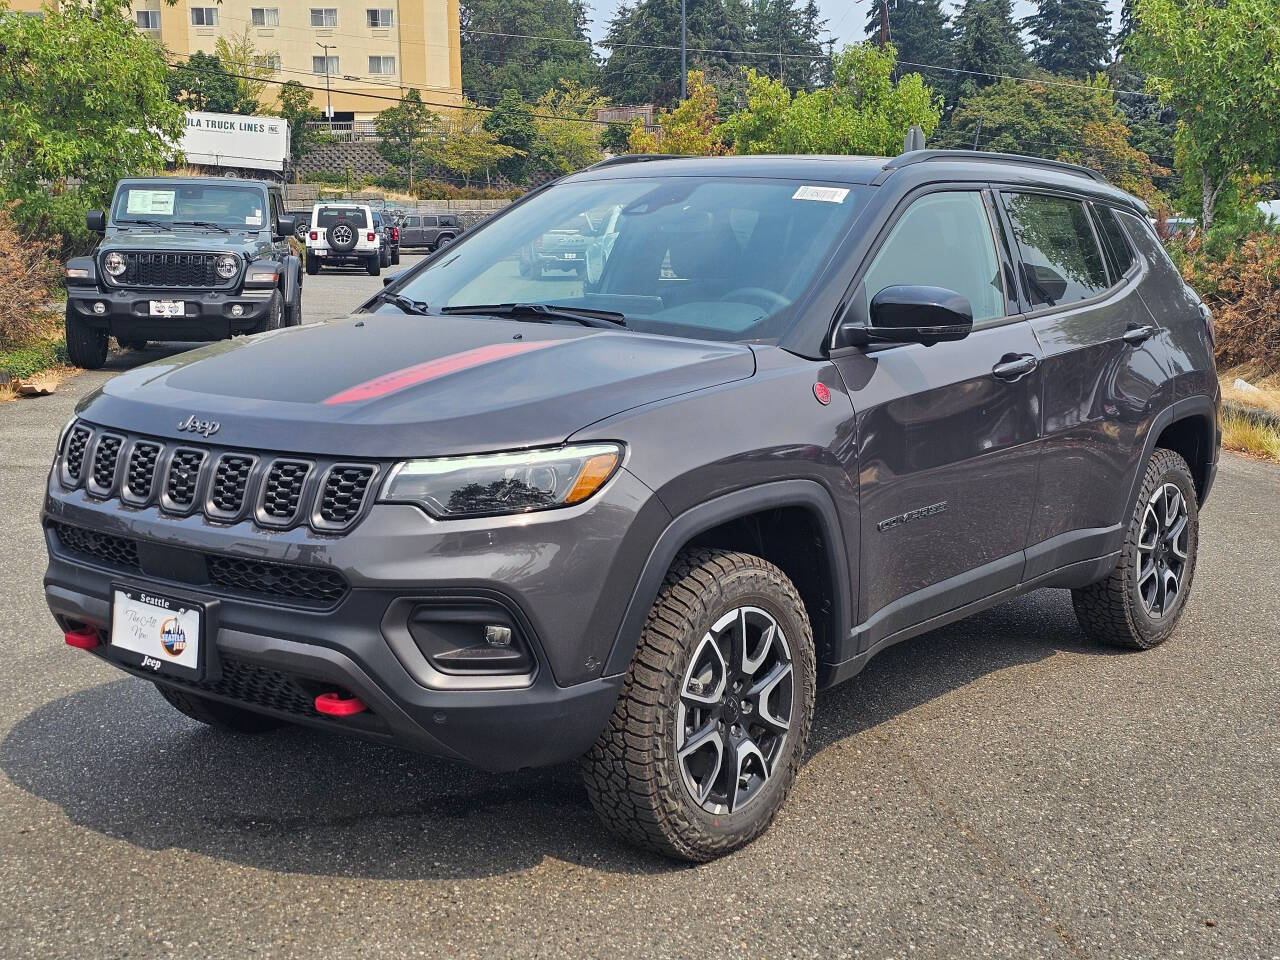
<box><xmin>67</xmin><ymin>285</ymin><xmax>270</xmax><ymax>340</ymax></box>
<box><xmin>42</xmin><ymin>468</ymin><xmax>669</xmax><ymax>771</ymax></box>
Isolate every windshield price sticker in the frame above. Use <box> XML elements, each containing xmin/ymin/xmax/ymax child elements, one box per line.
<box><xmin>125</xmin><ymin>190</ymin><xmax>176</xmax><ymax>216</ymax></box>
<box><xmin>792</xmin><ymin>185</ymin><xmax>849</xmax><ymax>204</ymax></box>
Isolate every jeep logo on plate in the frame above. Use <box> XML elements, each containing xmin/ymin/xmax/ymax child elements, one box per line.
<box><xmin>176</xmin><ymin>414</ymin><xmax>220</xmax><ymax>438</ymax></box>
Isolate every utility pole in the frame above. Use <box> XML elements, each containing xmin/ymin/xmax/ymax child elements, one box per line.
<box><xmin>316</xmin><ymin>42</ymin><xmax>335</xmax><ymax>132</ymax></box>
<box><xmin>879</xmin><ymin>0</ymin><xmax>889</xmax><ymax>48</ymax></box>
<box><xmin>680</xmin><ymin>0</ymin><xmax>687</xmax><ymax>100</ymax></box>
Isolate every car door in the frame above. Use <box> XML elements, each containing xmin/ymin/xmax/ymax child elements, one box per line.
<box><xmin>401</xmin><ymin>216</ymin><xmax>422</xmax><ymax>246</ymax></box>
<box><xmin>996</xmin><ymin>190</ymin><xmax>1169</xmax><ymax>579</ymax></box>
<box><xmin>831</xmin><ymin>188</ymin><xmax>1043</xmax><ymax>645</ymax></box>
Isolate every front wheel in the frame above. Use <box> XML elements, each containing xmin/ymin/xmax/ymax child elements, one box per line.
<box><xmin>582</xmin><ymin>548</ymin><xmax>816</xmax><ymax>861</ymax></box>
<box><xmin>252</xmin><ymin>290</ymin><xmax>284</xmax><ymax>334</ymax></box>
<box><xmin>65</xmin><ymin>305</ymin><xmax>108</xmax><ymax>369</ymax></box>
<box><xmin>1072</xmin><ymin>448</ymin><xmax>1200</xmax><ymax>649</ymax></box>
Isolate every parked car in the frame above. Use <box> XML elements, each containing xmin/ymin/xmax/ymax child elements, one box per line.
<box><xmin>371</xmin><ymin>210</ymin><xmax>399</xmax><ymax>266</ymax></box>
<box><xmin>44</xmin><ymin>152</ymin><xmax>1219</xmax><ymax>862</ymax></box>
<box><xmin>305</xmin><ymin>202</ymin><xmax>381</xmax><ymax>276</ymax></box>
<box><xmin>519</xmin><ymin>221</ymin><xmax>591</xmax><ymax>278</ymax></box>
<box><xmin>397</xmin><ymin>213</ymin><xmax>460</xmax><ymax>251</ymax></box>
<box><xmin>63</xmin><ymin>176</ymin><xmax>304</xmax><ymax>369</ymax></box>
<box><xmin>288</xmin><ymin>209</ymin><xmax>311</xmax><ymax>242</ymax></box>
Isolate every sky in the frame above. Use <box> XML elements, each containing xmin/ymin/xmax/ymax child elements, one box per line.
<box><xmin>584</xmin><ymin>1</ymin><xmax>1125</xmax><ymax>49</ymax></box>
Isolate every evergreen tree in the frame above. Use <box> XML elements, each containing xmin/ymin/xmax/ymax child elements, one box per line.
<box><xmin>1025</xmin><ymin>0</ymin><xmax>1113</xmax><ymax>79</ymax></box>
<box><xmin>949</xmin><ymin>0</ymin><xmax>1026</xmax><ymax>102</ymax></box>
<box><xmin>864</xmin><ymin>0</ymin><xmax>952</xmax><ymax>73</ymax></box>
<box><xmin>461</xmin><ymin>0</ymin><xmax>599</xmax><ymax>103</ymax></box>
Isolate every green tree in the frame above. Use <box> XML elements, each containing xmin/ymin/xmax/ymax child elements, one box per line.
<box><xmin>1024</xmin><ymin>0</ymin><xmax>1113</xmax><ymax>79</ymax></box>
<box><xmin>532</xmin><ymin>81</ymin><xmax>606</xmax><ymax>173</ymax></box>
<box><xmin>864</xmin><ymin>0</ymin><xmax>952</xmax><ymax>73</ymax></box>
<box><xmin>374</xmin><ymin>89</ymin><xmax>439</xmax><ymax>188</ymax></box>
<box><xmin>1129</xmin><ymin>0</ymin><xmax>1280</xmax><ymax>229</ymax></box>
<box><xmin>213</xmin><ymin>27</ymin><xmax>279</xmax><ymax>112</ymax></box>
<box><xmin>430</xmin><ymin>104</ymin><xmax>520</xmax><ymax>187</ymax></box>
<box><xmin>169</xmin><ymin>51</ymin><xmax>257</xmax><ymax>114</ymax></box>
<box><xmin>482</xmin><ymin>89</ymin><xmax>538</xmax><ymax>183</ymax></box>
<box><xmin>949</xmin><ymin>0</ymin><xmax>1026</xmax><ymax>102</ymax></box>
<box><xmin>461</xmin><ymin>0</ymin><xmax>599</xmax><ymax>103</ymax></box>
<box><xmin>0</xmin><ymin>0</ymin><xmax>186</xmax><ymax>247</ymax></box>
<box><xmin>274</xmin><ymin>80</ymin><xmax>323</xmax><ymax>167</ymax></box>
<box><xmin>722</xmin><ymin>43</ymin><xmax>942</xmax><ymax>156</ymax></box>
<box><xmin>629</xmin><ymin>71</ymin><xmax>730</xmax><ymax>154</ymax></box>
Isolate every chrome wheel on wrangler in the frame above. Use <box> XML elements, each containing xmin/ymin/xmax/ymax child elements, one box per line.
<box><xmin>677</xmin><ymin>607</ymin><xmax>793</xmax><ymax>814</ymax></box>
<box><xmin>1136</xmin><ymin>482</ymin><xmax>1189</xmax><ymax>618</ymax></box>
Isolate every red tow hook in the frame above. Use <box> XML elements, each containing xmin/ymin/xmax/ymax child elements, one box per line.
<box><xmin>64</xmin><ymin>626</ymin><xmax>100</xmax><ymax>650</ymax></box>
<box><xmin>315</xmin><ymin>691</ymin><xmax>368</xmax><ymax>717</ymax></box>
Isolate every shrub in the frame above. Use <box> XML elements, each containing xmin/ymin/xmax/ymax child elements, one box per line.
<box><xmin>0</xmin><ymin>338</ymin><xmax>69</xmax><ymax>379</ymax></box>
<box><xmin>409</xmin><ymin>179</ymin><xmax>523</xmax><ymax>201</ymax></box>
<box><xmin>0</xmin><ymin>205</ymin><xmax>62</xmax><ymax>347</ymax></box>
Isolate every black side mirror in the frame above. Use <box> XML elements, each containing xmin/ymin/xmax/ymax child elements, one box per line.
<box><xmin>275</xmin><ymin>215</ymin><xmax>295</xmax><ymax>239</ymax></box>
<box><xmin>841</xmin><ymin>285</ymin><xmax>973</xmax><ymax>348</ymax></box>
<box><xmin>86</xmin><ymin>210</ymin><xmax>106</xmax><ymax>234</ymax></box>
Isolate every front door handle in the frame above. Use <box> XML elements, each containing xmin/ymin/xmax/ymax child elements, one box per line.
<box><xmin>992</xmin><ymin>353</ymin><xmax>1039</xmax><ymax>382</ymax></box>
<box><xmin>1123</xmin><ymin>324</ymin><xmax>1157</xmax><ymax>345</ymax></box>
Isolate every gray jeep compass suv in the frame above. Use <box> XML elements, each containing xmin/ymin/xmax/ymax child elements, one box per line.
<box><xmin>43</xmin><ymin>152</ymin><xmax>1220</xmax><ymax>861</ymax></box>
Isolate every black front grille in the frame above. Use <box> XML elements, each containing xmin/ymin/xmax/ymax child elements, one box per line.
<box><xmin>318</xmin><ymin>465</ymin><xmax>376</xmax><ymax>527</ymax></box>
<box><xmin>50</xmin><ymin>522</ymin><xmax>140</xmax><ymax>570</ymax></box>
<box><xmin>165</xmin><ymin>449</ymin><xmax>205</xmax><ymax>507</ymax></box>
<box><xmin>210</xmin><ymin>454</ymin><xmax>255</xmax><ymax>515</ymax></box>
<box><xmin>125</xmin><ymin>442</ymin><xmax>162</xmax><ymax>500</ymax></box>
<box><xmin>192</xmin><ymin>657</ymin><xmax>318</xmax><ymax>716</ymax></box>
<box><xmin>65</xmin><ymin>425</ymin><xmax>91</xmax><ymax>482</ymax></box>
<box><xmin>114</xmin><ymin>252</ymin><xmax>231</xmax><ymax>288</ymax></box>
<box><xmin>91</xmin><ymin>435</ymin><xmax>123</xmax><ymax>491</ymax></box>
<box><xmin>260</xmin><ymin>460</ymin><xmax>310</xmax><ymax>522</ymax></box>
<box><xmin>206</xmin><ymin>554</ymin><xmax>348</xmax><ymax>606</ymax></box>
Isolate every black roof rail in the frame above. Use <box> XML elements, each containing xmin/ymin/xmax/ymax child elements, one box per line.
<box><xmin>880</xmin><ymin>149</ymin><xmax>1106</xmax><ymax>183</ymax></box>
<box><xmin>587</xmin><ymin>154</ymin><xmax>688</xmax><ymax>170</ymax></box>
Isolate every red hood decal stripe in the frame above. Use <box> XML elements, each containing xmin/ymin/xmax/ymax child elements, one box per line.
<box><xmin>323</xmin><ymin>340</ymin><xmax>557</xmax><ymax>405</ymax></box>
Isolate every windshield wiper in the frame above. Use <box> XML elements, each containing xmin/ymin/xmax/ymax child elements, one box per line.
<box><xmin>440</xmin><ymin>303</ymin><xmax>626</xmax><ymax>329</ymax></box>
<box><xmin>116</xmin><ymin>218</ymin><xmax>171</xmax><ymax>230</ymax></box>
<box><xmin>173</xmin><ymin>220</ymin><xmax>230</xmax><ymax>233</ymax></box>
<box><xmin>370</xmin><ymin>290</ymin><xmax>431</xmax><ymax>316</ymax></box>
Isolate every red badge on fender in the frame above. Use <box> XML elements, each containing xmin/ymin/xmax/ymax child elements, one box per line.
<box><xmin>813</xmin><ymin>382</ymin><xmax>831</xmax><ymax>405</ymax></box>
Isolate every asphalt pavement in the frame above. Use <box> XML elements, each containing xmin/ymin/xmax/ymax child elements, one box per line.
<box><xmin>0</xmin><ymin>264</ymin><xmax>1278</xmax><ymax>957</ymax></box>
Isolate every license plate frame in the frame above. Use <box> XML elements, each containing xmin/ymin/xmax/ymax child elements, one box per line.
<box><xmin>109</xmin><ymin>584</ymin><xmax>207</xmax><ymax>681</ymax></box>
<box><xmin>149</xmin><ymin>300</ymin><xmax>185</xmax><ymax>317</ymax></box>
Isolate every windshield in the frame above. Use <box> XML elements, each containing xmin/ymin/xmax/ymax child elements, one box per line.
<box><xmin>112</xmin><ymin>182</ymin><xmax>268</xmax><ymax>228</ymax></box>
<box><xmin>316</xmin><ymin>207</ymin><xmax>370</xmax><ymax>229</ymax></box>
<box><xmin>382</xmin><ymin>176</ymin><xmax>869</xmax><ymax>342</ymax></box>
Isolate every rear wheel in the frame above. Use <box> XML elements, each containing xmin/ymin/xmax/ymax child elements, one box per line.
<box><xmin>366</xmin><ymin>255</ymin><xmax>381</xmax><ymax>277</ymax></box>
<box><xmin>392</xmin><ymin>249</ymin><xmax>401</xmax><ymax>265</ymax></box>
<box><xmin>305</xmin><ymin>256</ymin><xmax>319</xmax><ymax>276</ymax></box>
<box><xmin>65</xmin><ymin>305</ymin><xmax>108</xmax><ymax>369</ymax></box>
<box><xmin>582</xmin><ymin>548</ymin><xmax>816</xmax><ymax>861</ymax></box>
<box><xmin>155</xmin><ymin>683</ymin><xmax>285</xmax><ymax>733</ymax></box>
<box><xmin>1072</xmin><ymin>448</ymin><xmax>1200</xmax><ymax>649</ymax></box>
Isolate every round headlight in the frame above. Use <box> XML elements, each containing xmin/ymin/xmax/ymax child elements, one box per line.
<box><xmin>215</xmin><ymin>255</ymin><xmax>238</xmax><ymax>280</ymax></box>
<box><xmin>103</xmin><ymin>252</ymin><xmax>126</xmax><ymax>277</ymax></box>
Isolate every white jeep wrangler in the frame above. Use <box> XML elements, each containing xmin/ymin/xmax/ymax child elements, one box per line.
<box><xmin>305</xmin><ymin>203</ymin><xmax>381</xmax><ymax>276</ymax></box>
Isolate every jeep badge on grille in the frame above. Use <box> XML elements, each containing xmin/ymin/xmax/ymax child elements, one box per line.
<box><xmin>176</xmin><ymin>414</ymin><xmax>220</xmax><ymax>438</ymax></box>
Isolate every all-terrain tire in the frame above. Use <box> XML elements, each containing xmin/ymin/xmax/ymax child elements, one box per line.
<box><xmin>366</xmin><ymin>255</ymin><xmax>381</xmax><ymax>277</ymax></box>
<box><xmin>155</xmin><ymin>683</ymin><xmax>285</xmax><ymax>733</ymax></box>
<box><xmin>253</xmin><ymin>290</ymin><xmax>284</xmax><ymax>334</ymax></box>
<box><xmin>287</xmin><ymin>290</ymin><xmax>303</xmax><ymax>326</ymax></box>
<box><xmin>65</xmin><ymin>305</ymin><xmax>108</xmax><ymax>369</ymax></box>
<box><xmin>305</xmin><ymin>256</ymin><xmax>319</xmax><ymax>276</ymax></box>
<box><xmin>1072</xmin><ymin>448</ymin><xmax>1200</xmax><ymax>649</ymax></box>
<box><xmin>582</xmin><ymin>548</ymin><xmax>816</xmax><ymax>861</ymax></box>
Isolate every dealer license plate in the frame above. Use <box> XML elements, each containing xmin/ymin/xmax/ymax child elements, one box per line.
<box><xmin>110</xmin><ymin>587</ymin><xmax>202</xmax><ymax>678</ymax></box>
<box><xmin>149</xmin><ymin>300</ymin><xmax>185</xmax><ymax>317</ymax></box>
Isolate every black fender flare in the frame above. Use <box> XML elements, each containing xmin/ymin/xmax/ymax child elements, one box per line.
<box><xmin>281</xmin><ymin>253</ymin><xmax>302</xmax><ymax>307</ymax></box>
<box><xmin>1122</xmin><ymin>394</ymin><xmax>1220</xmax><ymax>517</ymax></box>
<box><xmin>602</xmin><ymin>479</ymin><xmax>853</xmax><ymax>678</ymax></box>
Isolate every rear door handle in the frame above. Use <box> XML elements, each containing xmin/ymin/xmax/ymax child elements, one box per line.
<box><xmin>992</xmin><ymin>353</ymin><xmax>1039</xmax><ymax>382</ymax></box>
<box><xmin>1123</xmin><ymin>324</ymin><xmax>1157</xmax><ymax>345</ymax></box>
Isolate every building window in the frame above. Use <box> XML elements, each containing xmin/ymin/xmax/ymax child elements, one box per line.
<box><xmin>190</xmin><ymin>7</ymin><xmax>219</xmax><ymax>27</ymax></box>
<box><xmin>135</xmin><ymin>10</ymin><xmax>160</xmax><ymax>29</ymax></box>
<box><xmin>251</xmin><ymin>8</ymin><xmax>280</xmax><ymax>27</ymax></box>
<box><xmin>366</xmin><ymin>9</ymin><xmax>394</xmax><ymax>28</ymax></box>
<box><xmin>312</xmin><ymin>55</ymin><xmax>339</xmax><ymax>75</ymax></box>
<box><xmin>368</xmin><ymin>55</ymin><xmax>396</xmax><ymax>75</ymax></box>
<box><xmin>310</xmin><ymin>8</ymin><xmax>338</xmax><ymax>27</ymax></box>
<box><xmin>254</xmin><ymin>54</ymin><xmax>282</xmax><ymax>73</ymax></box>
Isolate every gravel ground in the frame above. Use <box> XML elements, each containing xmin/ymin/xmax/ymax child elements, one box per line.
<box><xmin>0</xmin><ymin>280</ymin><xmax>1277</xmax><ymax>957</ymax></box>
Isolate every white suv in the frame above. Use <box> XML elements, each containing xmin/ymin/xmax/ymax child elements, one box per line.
<box><xmin>305</xmin><ymin>203</ymin><xmax>382</xmax><ymax>276</ymax></box>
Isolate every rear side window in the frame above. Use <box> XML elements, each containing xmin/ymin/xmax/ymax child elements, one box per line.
<box><xmin>1002</xmin><ymin>193</ymin><xmax>1109</xmax><ymax>307</ymax></box>
<box><xmin>316</xmin><ymin>207</ymin><xmax>369</xmax><ymax>229</ymax></box>
<box><xmin>1092</xmin><ymin>205</ymin><xmax>1135</xmax><ymax>279</ymax></box>
<box><xmin>861</xmin><ymin>191</ymin><xmax>1006</xmax><ymax>324</ymax></box>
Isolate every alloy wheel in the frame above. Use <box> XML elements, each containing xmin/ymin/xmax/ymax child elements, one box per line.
<box><xmin>1136</xmin><ymin>482</ymin><xmax>1189</xmax><ymax>618</ymax></box>
<box><xmin>676</xmin><ymin>606</ymin><xmax>794</xmax><ymax>815</ymax></box>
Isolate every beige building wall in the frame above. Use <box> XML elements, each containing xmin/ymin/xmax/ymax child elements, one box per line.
<box><xmin>12</xmin><ymin>0</ymin><xmax>462</xmax><ymax>121</ymax></box>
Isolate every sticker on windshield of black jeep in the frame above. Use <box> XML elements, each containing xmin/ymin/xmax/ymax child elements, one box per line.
<box><xmin>793</xmin><ymin>185</ymin><xmax>849</xmax><ymax>204</ymax></box>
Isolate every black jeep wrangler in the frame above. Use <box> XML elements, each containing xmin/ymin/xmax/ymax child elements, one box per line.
<box><xmin>64</xmin><ymin>177</ymin><xmax>305</xmax><ymax>369</ymax></box>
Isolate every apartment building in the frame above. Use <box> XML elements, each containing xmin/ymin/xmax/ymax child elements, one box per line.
<box><xmin>14</xmin><ymin>1</ymin><xmax>462</xmax><ymax>122</ymax></box>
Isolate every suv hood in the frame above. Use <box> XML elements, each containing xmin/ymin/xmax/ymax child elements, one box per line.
<box><xmin>79</xmin><ymin>315</ymin><xmax>756</xmax><ymax>457</ymax></box>
<box><xmin>101</xmin><ymin>230</ymin><xmax>263</xmax><ymax>254</ymax></box>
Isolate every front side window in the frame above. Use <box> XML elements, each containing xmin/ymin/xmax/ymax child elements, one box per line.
<box><xmin>191</xmin><ymin>7</ymin><xmax>219</xmax><ymax>26</ymax></box>
<box><xmin>135</xmin><ymin>10</ymin><xmax>160</xmax><ymax>29</ymax></box>
<box><xmin>367</xmin><ymin>8</ymin><xmax>394</xmax><ymax>27</ymax></box>
<box><xmin>860</xmin><ymin>191</ymin><xmax>1006</xmax><ymax>324</ymax></box>
<box><xmin>112</xmin><ymin>183</ymin><xmax>267</xmax><ymax>229</ymax></box>
<box><xmin>251</xmin><ymin>7</ymin><xmax>280</xmax><ymax>27</ymax></box>
<box><xmin>1003</xmin><ymin>192</ymin><xmax>1109</xmax><ymax>307</ymax></box>
<box><xmin>311</xmin><ymin>7</ymin><xmax>338</xmax><ymax>27</ymax></box>
<box><xmin>368</xmin><ymin>55</ymin><xmax>396</xmax><ymax>75</ymax></box>
<box><xmin>386</xmin><ymin>176</ymin><xmax>869</xmax><ymax>342</ymax></box>
<box><xmin>312</xmin><ymin>55</ymin><xmax>339</xmax><ymax>75</ymax></box>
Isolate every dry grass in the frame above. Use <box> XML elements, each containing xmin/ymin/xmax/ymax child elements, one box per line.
<box><xmin>1221</xmin><ymin>409</ymin><xmax>1280</xmax><ymax>461</ymax></box>
<box><xmin>1220</xmin><ymin>363</ymin><xmax>1280</xmax><ymax>417</ymax></box>
<box><xmin>1220</xmin><ymin>365</ymin><xmax>1280</xmax><ymax>461</ymax></box>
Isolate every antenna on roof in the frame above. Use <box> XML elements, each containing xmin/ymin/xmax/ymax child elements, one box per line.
<box><xmin>902</xmin><ymin>125</ymin><xmax>926</xmax><ymax>153</ymax></box>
